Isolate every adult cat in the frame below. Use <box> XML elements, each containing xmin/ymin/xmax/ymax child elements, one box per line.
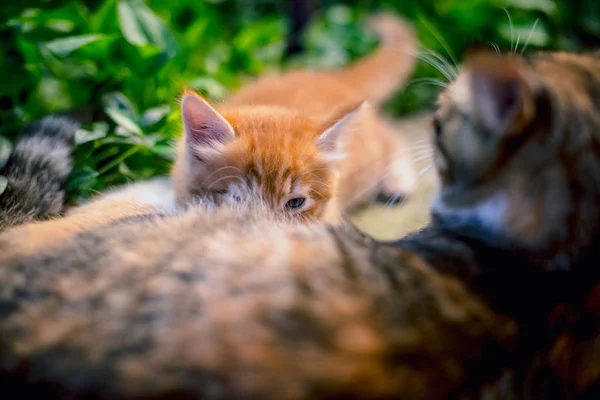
<box><xmin>1</xmin><ymin>49</ymin><xmax>599</xmax><ymax>398</ymax></box>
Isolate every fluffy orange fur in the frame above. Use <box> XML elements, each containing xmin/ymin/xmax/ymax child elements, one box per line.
<box><xmin>171</xmin><ymin>14</ymin><xmax>417</xmax><ymax>222</ymax></box>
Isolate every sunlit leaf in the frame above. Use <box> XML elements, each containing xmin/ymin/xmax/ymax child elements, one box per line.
<box><xmin>140</xmin><ymin>105</ymin><xmax>170</xmax><ymax>128</ymax></box>
<box><xmin>118</xmin><ymin>162</ymin><xmax>137</xmax><ymax>178</ymax></box>
<box><xmin>102</xmin><ymin>92</ymin><xmax>142</xmax><ymax>135</ymax></box>
<box><xmin>499</xmin><ymin>22</ymin><xmax>549</xmax><ymax>48</ymax></box>
<box><xmin>75</xmin><ymin>122</ymin><xmax>109</xmax><ymax>145</ymax></box>
<box><xmin>106</xmin><ymin>108</ymin><xmax>143</xmax><ymax>136</ymax></box>
<box><xmin>188</xmin><ymin>76</ymin><xmax>229</xmax><ymax>100</ymax></box>
<box><xmin>117</xmin><ymin>0</ymin><xmax>179</xmax><ymax>57</ymax></box>
<box><xmin>44</xmin><ymin>34</ymin><xmax>107</xmax><ymax>57</ymax></box>
<box><xmin>504</xmin><ymin>0</ymin><xmax>556</xmax><ymax>15</ymax></box>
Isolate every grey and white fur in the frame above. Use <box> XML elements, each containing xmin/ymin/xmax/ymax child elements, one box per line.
<box><xmin>0</xmin><ymin>116</ymin><xmax>77</xmax><ymax>230</ymax></box>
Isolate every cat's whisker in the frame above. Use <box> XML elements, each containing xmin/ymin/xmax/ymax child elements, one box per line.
<box><xmin>408</xmin><ymin>138</ymin><xmax>431</xmax><ymax>146</ymax></box>
<box><xmin>417</xmin><ymin>16</ymin><xmax>459</xmax><ymax>67</ymax></box>
<box><xmin>414</xmin><ymin>52</ymin><xmax>455</xmax><ymax>82</ymax></box>
<box><xmin>309</xmin><ymin>188</ymin><xmax>327</xmax><ymax>199</ymax></box>
<box><xmin>405</xmin><ymin>150</ymin><xmax>433</xmax><ymax>161</ymax></box>
<box><xmin>303</xmin><ymin>180</ymin><xmax>332</xmax><ymax>190</ymax></box>
<box><xmin>345</xmin><ymin>167</ymin><xmax>397</xmax><ymax>206</ymax></box>
<box><xmin>520</xmin><ymin>18</ymin><xmax>540</xmax><ymax>55</ymax></box>
<box><xmin>488</xmin><ymin>41</ymin><xmax>501</xmax><ymax>54</ymax></box>
<box><xmin>420</xmin><ymin>48</ymin><xmax>458</xmax><ymax>78</ymax></box>
<box><xmin>410</xmin><ymin>154</ymin><xmax>433</xmax><ymax>163</ymax></box>
<box><xmin>381</xmin><ymin>164</ymin><xmax>434</xmax><ymax>210</ymax></box>
<box><xmin>504</xmin><ymin>8</ymin><xmax>515</xmax><ymax>53</ymax></box>
<box><xmin>415</xmin><ymin>164</ymin><xmax>433</xmax><ymax>179</ymax></box>
<box><xmin>207</xmin><ymin>175</ymin><xmax>246</xmax><ymax>190</ymax></box>
<box><xmin>398</xmin><ymin>146</ymin><xmax>433</xmax><ymax>156</ymax></box>
<box><xmin>513</xmin><ymin>33</ymin><xmax>521</xmax><ymax>55</ymax></box>
<box><xmin>201</xmin><ymin>166</ymin><xmax>244</xmax><ymax>185</ymax></box>
<box><xmin>408</xmin><ymin>78</ymin><xmax>449</xmax><ymax>89</ymax></box>
<box><xmin>397</xmin><ymin>142</ymin><xmax>433</xmax><ymax>152</ymax></box>
<box><xmin>294</xmin><ymin>167</ymin><xmax>330</xmax><ymax>180</ymax></box>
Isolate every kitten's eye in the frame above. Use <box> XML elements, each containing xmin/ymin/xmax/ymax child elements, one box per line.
<box><xmin>285</xmin><ymin>197</ymin><xmax>306</xmax><ymax>209</ymax></box>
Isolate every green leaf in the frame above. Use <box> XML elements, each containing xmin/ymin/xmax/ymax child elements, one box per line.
<box><xmin>140</xmin><ymin>105</ymin><xmax>170</xmax><ymax>128</ymax></box>
<box><xmin>44</xmin><ymin>34</ymin><xmax>107</xmax><ymax>57</ymax></box>
<box><xmin>0</xmin><ymin>175</ymin><xmax>7</xmax><ymax>196</ymax></box>
<box><xmin>188</xmin><ymin>76</ymin><xmax>229</xmax><ymax>100</ymax></box>
<box><xmin>117</xmin><ymin>0</ymin><xmax>179</xmax><ymax>57</ymax></box>
<box><xmin>102</xmin><ymin>92</ymin><xmax>142</xmax><ymax>135</ymax></box>
<box><xmin>75</xmin><ymin>122</ymin><xmax>109</xmax><ymax>145</ymax></box>
<box><xmin>0</xmin><ymin>136</ymin><xmax>12</xmax><ymax>170</ymax></box>
<box><xmin>499</xmin><ymin>22</ymin><xmax>550</xmax><ymax>48</ymax></box>
<box><xmin>118</xmin><ymin>162</ymin><xmax>137</xmax><ymax>178</ymax></box>
<box><xmin>68</xmin><ymin>168</ymin><xmax>99</xmax><ymax>190</ymax></box>
<box><xmin>102</xmin><ymin>92</ymin><xmax>138</xmax><ymax>118</ymax></box>
<box><xmin>150</xmin><ymin>144</ymin><xmax>176</xmax><ymax>159</ymax></box>
<box><xmin>504</xmin><ymin>0</ymin><xmax>557</xmax><ymax>15</ymax></box>
<box><xmin>106</xmin><ymin>108</ymin><xmax>143</xmax><ymax>136</ymax></box>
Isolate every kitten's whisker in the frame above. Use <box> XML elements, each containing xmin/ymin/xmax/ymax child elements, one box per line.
<box><xmin>294</xmin><ymin>167</ymin><xmax>330</xmax><ymax>180</ymax></box>
<box><xmin>513</xmin><ymin>33</ymin><xmax>521</xmax><ymax>55</ymax></box>
<box><xmin>383</xmin><ymin>189</ymin><xmax>407</xmax><ymax>209</ymax></box>
<box><xmin>520</xmin><ymin>18</ymin><xmax>540</xmax><ymax>55</ymax></box>
<box><xmin>303</xmin><ymin>180</ymin><xmax>331</xmax><ymax>190</ymax></box>
<box><xmin>381</xmin><ymin>164</ymin><xmax>433</xmax><ymax>210</ymax></box>
<box><xmin>309</xmin><ymin>188</ymin><xmax>327</xmax><ymax>198</ymax></box>
<box><xmin>207</xmin><ymin>175</ymin><xmax>245</xmax><ymax>190</ymax></box>
<box><xmin>202</xmin><ymin>166</ymin><xmax>244</xmax><ymax>185</ymax></box>
<box><xmin>397</xmin><ymin>145</ymin><xmax>433</xmax><ymax>155</ymax></box>
<box><xmin>414</xmin><ymin>165</ymin><xmax>433</xmax><ymax>180</ymax></box>
<box><xmin>345</xmin><ymin>167</ymin><xmax>396</xmax><ymax>206</ymax></box>
<box><xmin>410</xmin><ymin>155</ymin><xmax>433</xmax><ymax>163</ymax></box>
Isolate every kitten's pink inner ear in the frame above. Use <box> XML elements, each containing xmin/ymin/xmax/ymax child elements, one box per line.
<box><xmin>467</xmin><ymin>53</ymin><xmax>534</xmax><ymax>136</ymax></box>
<box><xmin>315</xmin><ymin>102</ymin><xmax>367</xmax><ymax>154</ymax></box>
<box><xmin>181</xmin><ymin>94</ymin><xmax>235</xmax><ymax>147</ymax></box>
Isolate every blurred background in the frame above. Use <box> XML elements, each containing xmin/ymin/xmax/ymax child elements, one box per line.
<box><xmin>0</xmin><ymin>0</ymin><xmax>598</xmax><ymax>203</ymax></box>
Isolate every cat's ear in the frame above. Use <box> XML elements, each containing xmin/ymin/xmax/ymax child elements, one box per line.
<box><xmin>181</xmin><ymin>91</ymin><xmax>235</xmax><ymax>159</ymax></box>
<box><xmin>466</xmin><ymin>49</ymin><xmax>535</xmax><ymax>137</ymax></box>
<box><xmin>316</xmin><ymin>101</ymin><xmax>367</xmax><ymax>162</ymax></box>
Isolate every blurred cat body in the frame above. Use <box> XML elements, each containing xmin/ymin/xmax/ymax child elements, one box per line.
<box><xmin>171</xmin><ymin>14</ymin><xmax>417</xmax><ymax>223</ymax></box>
<box><xmin>1</xmin><ymin>49</ymin><xmax>600</xmax><ymax>399</ymax></box>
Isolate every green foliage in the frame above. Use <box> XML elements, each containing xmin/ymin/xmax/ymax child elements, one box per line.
<box><xmin>0</xmin><ymin>0</ymin><xmax>596</xmax><ymax>203</ymax></box>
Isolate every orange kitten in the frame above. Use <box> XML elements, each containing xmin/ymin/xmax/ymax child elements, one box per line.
<box><xmin>172</xmin><ymin>14</ymin><xmax>417</xmax><ymax>222</ymax></box>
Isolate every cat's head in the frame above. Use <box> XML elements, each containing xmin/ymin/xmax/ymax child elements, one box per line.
<box><xmin>172</xmin><ymin>90</ymin><xmax>363</xmax><ymax>221</ymax></box>
<box><xmin>431</xmin><ymin>49</ymin><xmax>600</xmax><ymax>270</ymax></box>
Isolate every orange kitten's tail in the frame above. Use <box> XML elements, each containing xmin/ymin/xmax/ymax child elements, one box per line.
<box><xmin>339</xmin><ymin>13</ymin><xmax>417</xmax><ymax>105</ymax></box>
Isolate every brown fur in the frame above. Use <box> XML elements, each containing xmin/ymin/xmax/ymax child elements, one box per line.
<box><xmin>1</xmin><ymin>50</ymin><xmax>600</xmax><ymax>399</ymax></box>
<box><xmin>432</xmin><ymin>49</ymin><xmax>600</xmax><ymax>397</ymax></box>
<box><xmin>171</xmin><ymin>14</ymin><xmax>417</xmax><ymax>223</ymax></box>
<box><xmin>432</xmin><ymin>50</ymin><xmax>600</xmax><ymax>271</ymax></box>
<box><xmin>0</xmin><ymin>202</ymin><xmax>517</xmax><ymax>399</ymax></box>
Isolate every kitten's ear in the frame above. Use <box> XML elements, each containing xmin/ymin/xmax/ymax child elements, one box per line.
<box><xmin>181</xmin><ymin>91</ymin><xmax>235</xmax><ymax>158</ymax></box>
<box><xmin>466</xmin><ymin>49</ymin><xmax>535</xmax><ymax>137</ymax></box>
<box><xmin>316</xmin><ymin>101</ymin><xmax>367</xmax><ymax>161</ymax></box>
